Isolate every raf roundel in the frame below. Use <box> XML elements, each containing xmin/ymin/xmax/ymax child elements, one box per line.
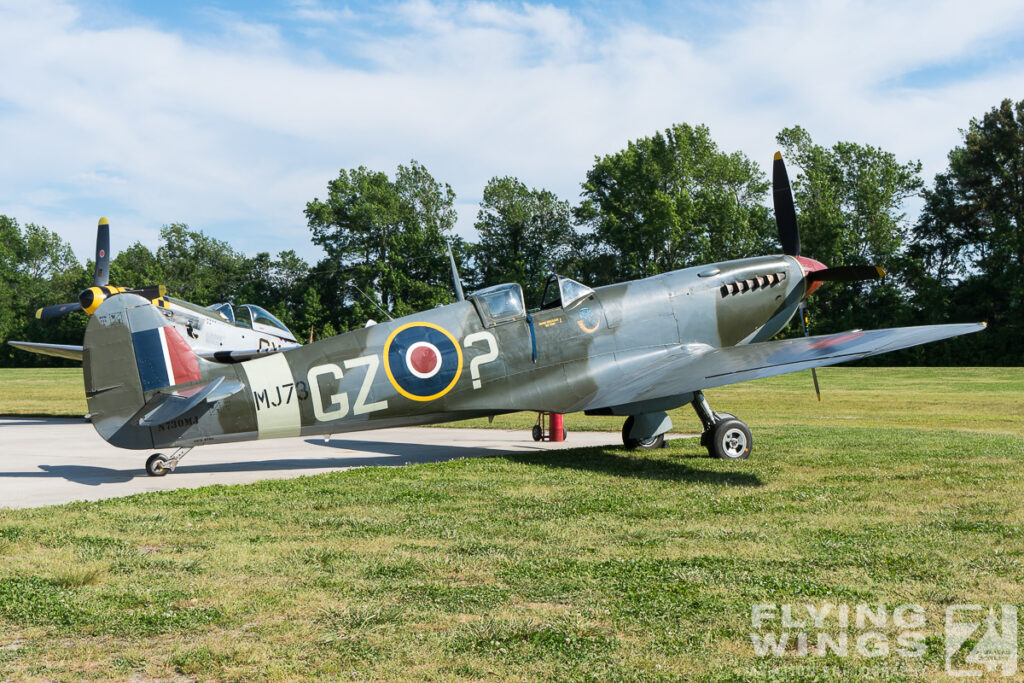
<box><xmin>383</xmin><ymin>322</ymin><xmax>463</xmax><ymax>401</ymax></box>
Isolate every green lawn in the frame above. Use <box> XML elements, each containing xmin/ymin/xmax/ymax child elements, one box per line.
<box><xmin>0</xmin><ymin>368</ymin><xmax>1022</xmax><ymax>680</ymax></box>
<box><xmin>0</xmin><ymin>368</ymin><xmax>85</xmax><ymax>417</ymax></box>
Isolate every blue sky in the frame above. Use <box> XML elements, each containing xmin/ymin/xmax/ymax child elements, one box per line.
<box><xmin>2</xmin><ymin>0</ymin><xmax>1024</xmax><ymax>266</ymax></box>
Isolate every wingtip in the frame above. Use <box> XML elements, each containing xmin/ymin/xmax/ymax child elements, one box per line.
<box><xmin>98</xmin><ymin>217</ymin><xmax>109</xmax><ymax>226</ymax></box>
<box><xmin>35</xmin><ymin>308</ymin><xmax>42</xmax><ymax>319</ymax></box>
<box><xmin>773</xmin><ymin>151</ymin><xmax>782</xmax><ymax>161</ymax></box>
<box><xmin>876</xmin><ymin>266</ymin><xmax>886</xmax><ymax>278</ymax></box>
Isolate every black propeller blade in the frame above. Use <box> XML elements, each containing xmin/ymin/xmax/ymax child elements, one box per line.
<box><xmin>94</xmin><ymin>217</ymin><xmax>110</xmax><ymax>287</ymax></box>
<box><xmin>36</xmin><ymin>302</ymin><xmax>83</xmax><ymax>320</ymax></box>
<box><xmin>807</xmin><ymin>265</ymin><xmax>886</xmax><ymax>283</ymax></box>
<box><xmin>772</xmin><ymin>152</ymin><xmax>800</xmax><ymax>256</ymax></box>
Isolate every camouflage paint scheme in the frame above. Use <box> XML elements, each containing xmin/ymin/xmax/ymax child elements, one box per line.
<box><xmin>83</xmin><ymin>254</ymin><xmax>984</xmax><ymax>453</ymax></box>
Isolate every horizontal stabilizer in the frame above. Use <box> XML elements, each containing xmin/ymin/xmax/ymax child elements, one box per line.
<box><xmin>139</xmin><ymin>376</ymin><xmax>245</xmax><ymax>427</ymax></box>
<box><xmin>7</xmin><ymin>341</ymin><xmax>84</xmax><ymax>361</ymax></box>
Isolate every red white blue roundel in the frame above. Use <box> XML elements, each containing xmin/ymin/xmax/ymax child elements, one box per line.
<box><xmin>383</xmin><ymin>322</ymin><xmax>463</xmax><ymax>401</ymax></box>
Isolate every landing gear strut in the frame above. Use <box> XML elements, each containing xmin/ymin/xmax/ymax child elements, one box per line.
<box><xmin>145</xmin><ymin>447</ymin><xmax>193</xmax><ymax>476</ymax></box>
<box><xmin>691</xmin><ymin>391</ymin><xmax>751</xmax><ymax>460</ymax></box>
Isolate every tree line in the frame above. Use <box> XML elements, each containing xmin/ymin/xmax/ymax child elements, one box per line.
<box><xmin>2</xmin><ymin>98</ymin><xmax>1021</xmax><ymax>366</ymax></box>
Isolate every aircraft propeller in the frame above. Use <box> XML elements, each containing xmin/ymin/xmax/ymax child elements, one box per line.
<box><xmin>94</xmin><ymin>216</ymin><xmax>110</xmax><ymax>287</ymax></box>
<box><xmin>36</xmin><ymin>218</ymin><xmax>165</xmax><ymax>320</ymax></box>
<box><xmin>772</xmin><ymin>152</ymin><xmax>886</xmax><ymax>400</ymax></box>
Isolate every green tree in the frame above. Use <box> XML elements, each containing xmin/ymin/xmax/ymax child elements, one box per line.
<box><xmin>472</xmin><ymin>177</ymin><xmax>576</xmax><ymax>307</ymax></box>
<box><xmin>109</xmin><ymin>242</ymin><xmax>164</xmax><ymax>288</ymax></box>
<box><xmin>576</xmin><ymin>123</ymin><xmax>775</xmax><ymax>283</ymax></box>
<box><xmin>775</xmin><ymin>126</ymin><xmax>923</xmax><ymax>336</ymax></box>
<box><xmin>911</xmin><ymin>98</ymin><xmax>1024</xmax><ymax>364</ymax></box>
<box><xmin>305</xmin><ymin>160</ymin><xmax>458</xmax><ymax>330</ymax></box>
<box><xmin>156</xmin><ymin>223</ymin><xmax>252</xmax><ymax>306</ymax></box>
<box><xmin>235</xmin><ymin>249</ymin><xmax>313</xmax><ymax>335</ymax></box>
<box><xmin>0</xmin><ymin>215</ymin><xmax>87</xmax><ymax>366</ymax></box>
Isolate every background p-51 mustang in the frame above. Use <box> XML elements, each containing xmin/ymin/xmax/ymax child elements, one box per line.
<box><xmin>8</xmin><ymin>218</ymin><xmax>299</xmax><ymax>364</ymax></box>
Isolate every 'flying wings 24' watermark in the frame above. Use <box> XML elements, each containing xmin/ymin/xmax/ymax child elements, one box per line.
<box><xmin>750</xmin><ymin>603</ymin><xmax>1017</xmax><ymax>677</ymax></box>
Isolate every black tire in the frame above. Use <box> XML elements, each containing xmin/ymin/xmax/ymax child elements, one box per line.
<box><xmin>700</xmin><ymin>413</ymin><xmax>735</xmax><ymax>447</ymax></box>
<box><xmin>146</xmin><ymin>453</ymin><xmax>169</xmax><ymax>477</ymax></box>
<box><xmin>532</xmin><ymin>425</ymin><xmax>543</xmax><ymax>442</ymax></box>
<box><xmin>706</xmin><ymin>419</ymin><xmax>752</xmax><ymax>460</ymax></box>
<box><xmin>621</xmin><ymin>416</ymin><xmax>666</xmax><ymax>450</ymax></box>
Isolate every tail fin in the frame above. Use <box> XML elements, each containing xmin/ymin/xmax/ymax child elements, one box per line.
<box><xmin>83</xmin><ymin>293</ymin><xmax>209</xmax><ymax>448</ymax></box>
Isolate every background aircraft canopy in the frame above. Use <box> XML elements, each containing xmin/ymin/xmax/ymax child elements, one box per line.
<box><xmin>207</xmin><ymin>302</ymin><xmax>235</xmax><ymax>323</ymax></box>
<box><xmin>237</xmin><ymin>304</ymin><xmax>296</xmax><ymax>342</ymax></box>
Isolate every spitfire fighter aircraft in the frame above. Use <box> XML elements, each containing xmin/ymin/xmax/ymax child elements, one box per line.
<box><xmin>8</xmin><ymin>218</ymin><xmax>299</xmax><ymax>364</ymax></box>
<box><xmin>81</xmin><ymin>155</ymin><xmax>983</xmax><ymax>476</ymax></box>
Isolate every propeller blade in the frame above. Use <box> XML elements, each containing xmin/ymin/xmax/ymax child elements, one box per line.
<box><xmin>36</xmin><ymin>302</ymin><xmax>83</xmax><ymax>320</ymax></box>
<box><xmin>772</xmin><ymin>152</ymin><xmax>800</xmax><ymax>256</ymax></box>
<box><xmin>94</xmin><ymin>217</ymin><xmax>110</xmax><ymax>287</ymax></box>
<box><xmin>807</xmin><ymin>265</ymin><xmax>886</xmax><ymax>283</ymax></box>
<box><xmin>798</xmin><ymin>301</ymin><xmax>821</xmax><ymax>402</ymax></box>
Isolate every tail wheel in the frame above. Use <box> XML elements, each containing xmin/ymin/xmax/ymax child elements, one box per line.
<box><xmin>621</xmin><ymin>416</ymin><xmax>665</xmax><ymax>450</ymax></box>
<box><xmin>146</xmin><ymin>453</ymin><xmax>169</xmax><ymax>477</ymax></box>
<box><xmin>707</xmin><ymin>419</ymin><xmax>752</xmax><ymax>460</ymax></box>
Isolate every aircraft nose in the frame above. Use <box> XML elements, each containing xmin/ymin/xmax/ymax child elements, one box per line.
<box><xmin>795</xmin><ymin>256</ymin><xmax>828</xmax><ymax>297</ymax></box>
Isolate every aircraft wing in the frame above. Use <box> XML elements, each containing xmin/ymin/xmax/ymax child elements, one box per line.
<box><xmin>7</xmin><ymin>341</ymin><xmax>298</xmax><ymax>364</ymax></box>
<box><xmin>198</xmin><ymin>345</ymin><xmax>299</xmax><ymax>363</ymax></box>
<box><xmin>7</xmin><ymin>341</ymin><xmax>84</xmax><ymax>361</ymax></box>
<box><xmin>585</xmin><ymin>322</ymin><xmax>985</xmax><ymax>412</ymax></box>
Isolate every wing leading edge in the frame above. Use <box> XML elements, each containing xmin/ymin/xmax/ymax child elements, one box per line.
<box><xmin>585</xmin><ymin>322</ymin><xmax>985</xmax><ymax>412</ymax></box>
<box><xmin>7</xmin><ymin>341</ymin><xmax>85</xmax><ymax>361</ymax></box>
<box><xmin>6</xmin><ymin>341</ymin><xmax>294</xmax><ymax>364</ymax></box>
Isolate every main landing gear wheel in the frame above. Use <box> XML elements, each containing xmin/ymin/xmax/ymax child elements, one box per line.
<box><xmin>707</xmin><ymin>419</ymin><xmax>752</xmax><ymax>460</ymax></box>
<box><xmin>621</xmin><ymin>416</ymin><xmax>666</xmax><ymax>450</ymax></box>
<box><xmin>532</xmin><ymin>425</ymin><xmax>543</xmax><ymax>442</ymax></box>
<box><xmin>146</xmin><ymin>453</ymin><xmax>168</xmax><ymax>477</ymax></box>
<box><xmin>700</xmin><ymin>412</ymin><xmax>734</xmax><ymax>447</ymax></box>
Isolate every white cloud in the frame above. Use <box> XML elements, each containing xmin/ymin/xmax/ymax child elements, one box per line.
<box><xmin>0</xmin><ymin>0</ymin><xmax>1023</xmax><ymax>266</ymax></box>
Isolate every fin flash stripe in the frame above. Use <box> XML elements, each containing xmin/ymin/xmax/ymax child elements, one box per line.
<box><xmin>131</xmin><ymin>326</ymin><xmax>200</xmax><ymax>392</ymax></box>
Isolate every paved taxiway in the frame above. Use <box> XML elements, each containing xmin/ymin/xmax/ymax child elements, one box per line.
<box><xmin>0</xmin><ymin>417</ymin><xmax>643</xmax><ymax>509</ymax></box>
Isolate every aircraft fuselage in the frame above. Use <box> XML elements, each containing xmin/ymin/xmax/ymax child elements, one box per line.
<box><xmin>85</xmin><ymin>255</ymin><xmax>805</xmax><ymax>451</ymax></box>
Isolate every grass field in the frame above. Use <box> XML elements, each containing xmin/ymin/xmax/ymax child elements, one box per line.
<box><xmin>0</xmin><ymin>368</ymin><xmax>1022</xmax><ymax>680</ymax></box>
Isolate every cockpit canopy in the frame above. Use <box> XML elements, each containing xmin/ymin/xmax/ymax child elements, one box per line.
<box><xmin>468</xmin><ymin>275</ymin><xmax>594</xmax><ymax>327</ymax></box>
<box><xmin>207</xmin><ymin>302</ymin><xmax>235</xmax><ymax>324</ymax></box>
<box><xmin>540</xmin><ymin>274</ymin><xmax>594</xmax><ymax>310</ymax></box>
<box><xmin>468</xmin><ymin>283</ymin><xmax>526</xmax><ymax>323</ymax></box>
<box><xmin>206</xmin><ymin>302</ymin><xmax>297</xmax><ymax>342</ymax></box>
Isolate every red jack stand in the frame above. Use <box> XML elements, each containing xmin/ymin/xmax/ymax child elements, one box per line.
<box><xmin>532</xmin><ymin>412</ymin><xmax>567</xmax><ymax>442</ymax></box>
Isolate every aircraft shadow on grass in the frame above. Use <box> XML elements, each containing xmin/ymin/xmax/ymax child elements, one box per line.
<box><xmin>499</xmin><ymin>448</ymin><xmax>763</xmax><ymax>487</ymax></box>
<box><xmin>316</xmin><ymin>438</ymin><xmax>763</xmax><ymax>487</ymax></box>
